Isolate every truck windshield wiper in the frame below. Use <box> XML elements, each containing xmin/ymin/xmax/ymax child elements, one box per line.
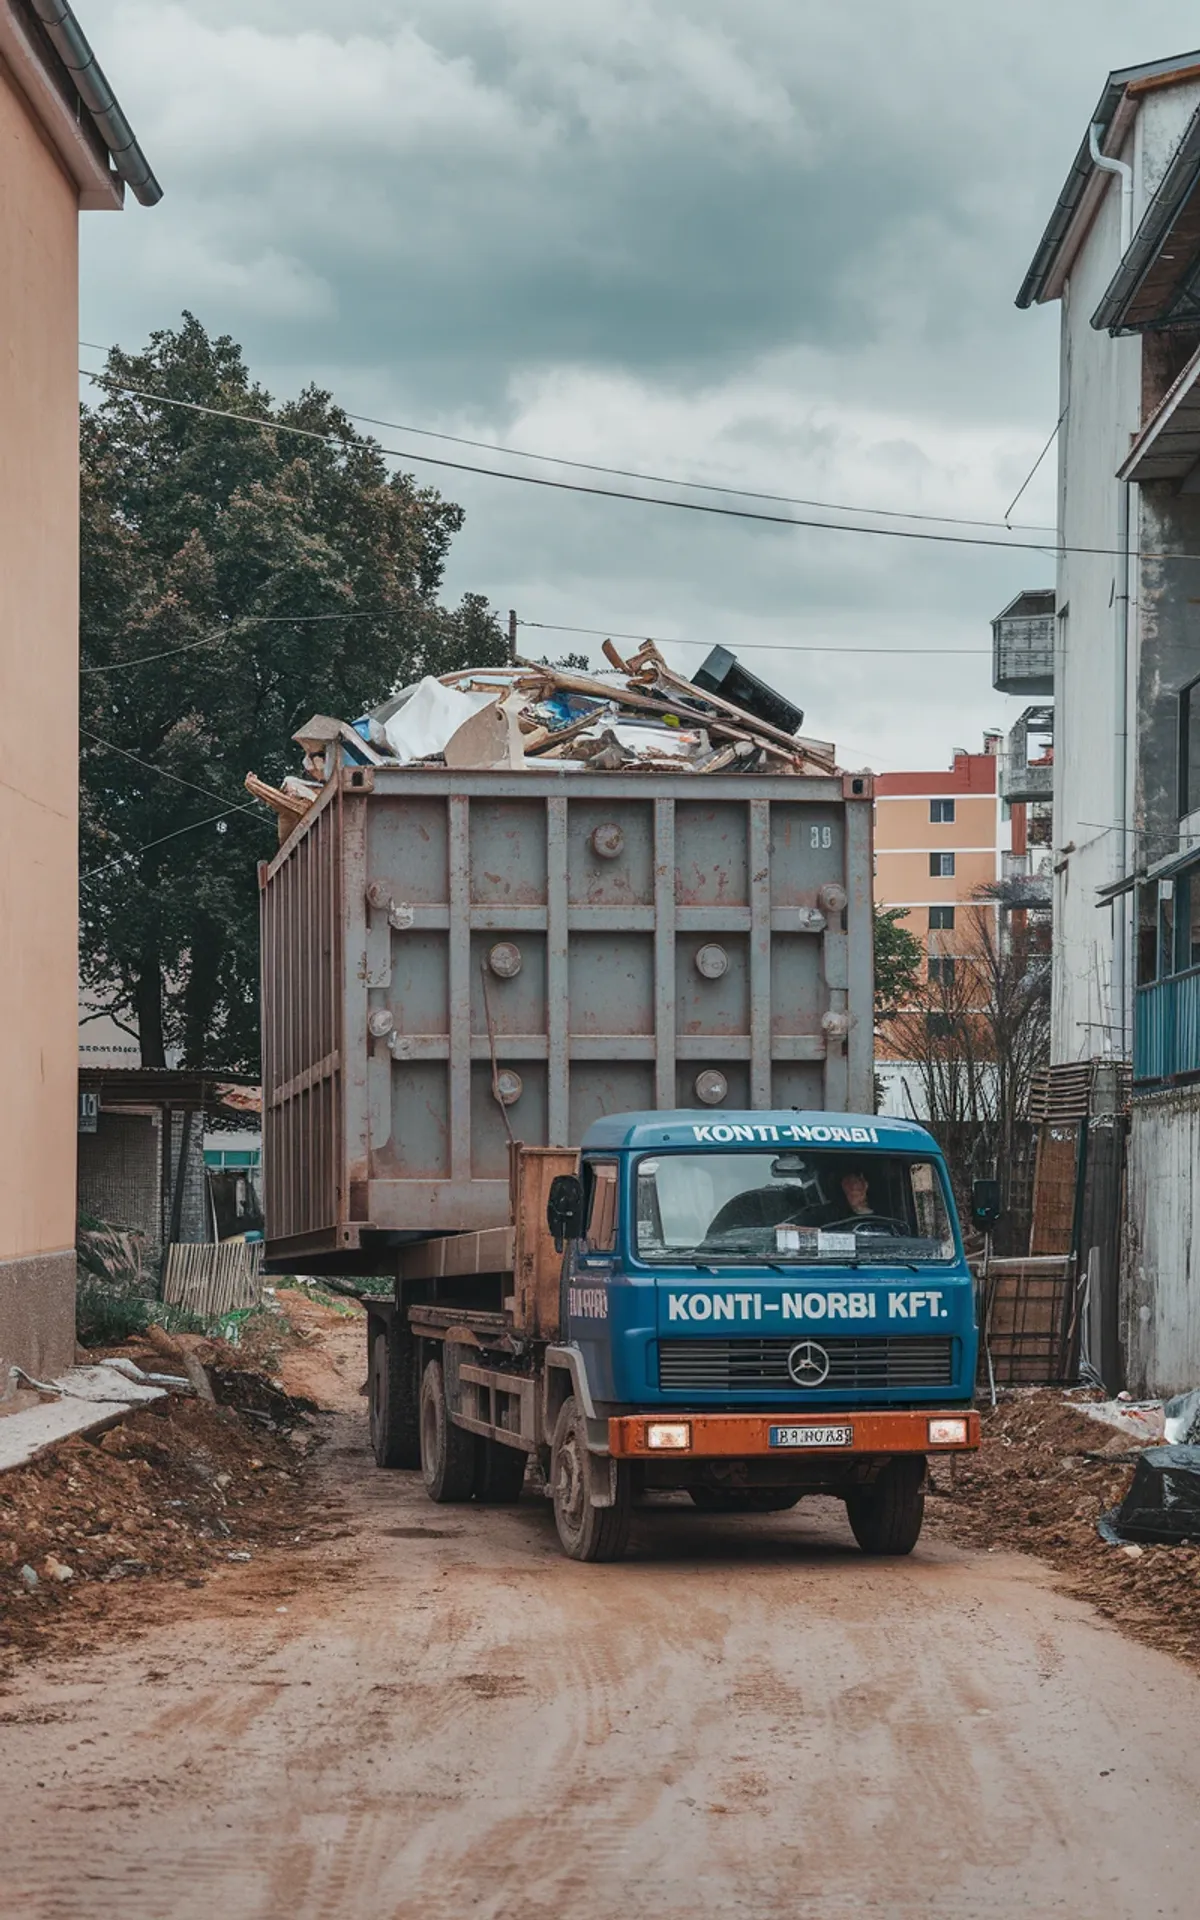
<box><xmin>693</xmin><ymin>1243</ymin><xmax>790</xmax><ymax>1272</ymax></box>
<box><xmin>655</xmin><ymin>1244</ymin><xmax>788</xmax><ymax>1273</ymax></box>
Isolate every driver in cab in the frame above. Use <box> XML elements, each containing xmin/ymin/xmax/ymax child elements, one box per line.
<box><xmin>837</xmin><ymin>1169</ymin><xmax>874</xmax><ymax>1219</ymax></box>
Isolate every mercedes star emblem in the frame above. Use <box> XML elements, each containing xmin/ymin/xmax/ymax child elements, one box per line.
<box><xmin>787</xmin><ymin>1340</ymin><xmax>831</xmax><ymax>1388</ymax></box>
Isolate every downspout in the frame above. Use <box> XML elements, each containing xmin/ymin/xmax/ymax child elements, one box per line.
<box><xmin>1088</xmin><ymin>123</ymin><xmax>1133</xmax><ymax>252</ymax></box>
<box><xmin>28</xmin><ymin>0</ymin><xmax>162</xmax><ymax>204</ymax></box>
<box><xmin>1089</xmin><ymin>122</ymin><xmax>1135</xmax><ymax>1058</ymax></box>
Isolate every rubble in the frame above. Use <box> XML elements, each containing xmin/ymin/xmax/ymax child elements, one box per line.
<box><xmin>0</xmin><ymin>1355</ymin><xmax>321</xmax><ymax>1670</ymax></box>
<box><xmin>929</xmin><ymin>1389</ymin><xmax>1200</xmax><ymax>1671</ymax></box>
<box><xmin>1164</xmin><ymin>1387</ymin><xmax>1200</xmax><ymax>1444</ymax></box>
<box><xmin>245</xmin><ymin>642</ymin><xmax>840</xmax><ymax>838</ymax></box>
<box><xmin>1098</xmin><ymin>1446</ymin><xmax>1200</xmax><ymax>1546</ymax></box>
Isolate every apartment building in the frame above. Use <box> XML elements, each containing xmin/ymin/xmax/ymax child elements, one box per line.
<box><xmin>875</xmin><ymin>735</ymin><xmax>1005</xmax><ymax>939</ymax></box>
<box><xmin>1018</xmin><ymin>45</ymin><xmax>1200</xmax><ymax>1390</ymax></box>
<box><xmin>873</xmin><ymin>737</ymin><xmax>1008</xmax><ymax>1112</ymax></box>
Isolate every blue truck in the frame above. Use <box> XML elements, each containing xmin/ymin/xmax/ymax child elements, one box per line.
<box><xmin>258</xmin><ymin>761</ymin><xmax>982</xmax><ymax>1558</ymax></box>
<box><xmin>366</xmin><ymin>1108</ymin><xmax>981</xmax><ymax>1560</ymax></box>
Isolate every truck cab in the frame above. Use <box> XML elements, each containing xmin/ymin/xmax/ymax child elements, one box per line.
<box><xmin>368</xmin><ymin>1109</ymin><xmax>981</xmax><ymax>1562</ymax></box>
<box><xmin>543</xmin><ymin>1109</ymin><xmax>979</xmax><ymax>1555</ymax></box>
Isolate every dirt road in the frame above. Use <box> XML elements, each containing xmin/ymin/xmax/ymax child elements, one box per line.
<box><xmin>3</xmin><ymin>1316</ymin><xmax>1199</xmax><ymax>1918</ymax></box>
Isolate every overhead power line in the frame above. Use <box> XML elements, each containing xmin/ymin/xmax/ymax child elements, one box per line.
<box><xmin>1005</xmin><ymin>408</ymin><xmax>1067</xmax><ymax>525</ymax></box>
<box><xmin>81</xmin><ymin>608</ymin><xmax>377</xmax><ymax>676</ymax></box>
<box><xmin>79</xmin><ymin>340</ymin><xmax>1056</xmax><ymax>536</ymax></box>
<box><xmin>517</xmin><ymin>618</ymin><xmax>990</xmax><ymax>657</ymax></box>
<box><xmin>80</xmin><ymin>365</ymin><xmax>1200</xmax><ymax>565</ymax></box>
<box><xmin>328</xmin><ymin>412</ymin><xmax>1059</xmax><ymax>536</ymax></box>
<box><xmin>80</xmin><ymin>805</ymin><xmax>244</xmax><ymax>883</ymax></box>
<box><xmin>80</xmin><ymin>368</ymin><xmax>1108</xmax><ymax>560</ymax></box>
<box><xmin>79</xmin><ymin>729</ymin><xmax>263</xmax><ymax>821</ymax></box>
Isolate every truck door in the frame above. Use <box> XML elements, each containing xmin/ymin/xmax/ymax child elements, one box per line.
<box><xmin>565</xmin><ymin>1159</ymin><xmax>620</xmax><ymax>1401</ymax></box>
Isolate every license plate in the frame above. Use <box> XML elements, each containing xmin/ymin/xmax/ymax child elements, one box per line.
<box><xmin>769</xmin><ymin>1424</ymin><xmax>854</xmax><ymax>1449</ymax></box>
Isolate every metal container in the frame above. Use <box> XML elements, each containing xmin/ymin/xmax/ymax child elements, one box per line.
<box><xmin>261</xmin><ymin>765</ymin><xmax>875</xmax><ymax>1264</ymax></box>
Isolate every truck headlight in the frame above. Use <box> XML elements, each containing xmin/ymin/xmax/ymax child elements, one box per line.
<box><xmin>928</xmin><ymin>1417</ymin><xmax>969</xmax><ymax>1446</ymax></box>
<box><xmin>645</xmin><ymin>1422</ymin><xmax>692</xmax><ymax>1451</ymax></box>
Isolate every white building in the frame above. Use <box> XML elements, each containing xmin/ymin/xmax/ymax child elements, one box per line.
<box><xmin>1020</xmin><ymin>49</ymin><xmax>1200</xmax><ymax>1390</ymax></box>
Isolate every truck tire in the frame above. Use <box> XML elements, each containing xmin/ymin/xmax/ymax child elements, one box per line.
<box><xmin>475</xmin><ymin>1438</ymin><xmax>527</xmax><ymax>1504</ymax></box>
<box><xmin>845</xmin><ymin>1455</ymin><xmax>926</xmax><ymax>1556</ymax></box>
<box><xmin>689</xmin><ymin>1488</ymin><xmax>802</xmax><ymax>1514</ymax></box>
<box><xmin>369</xmin><ymin>1323</ymin><xmax>420</xmax><ymax>1470</ymax></box>
<box><xmin>551</xmin><ymin>1397</ymin><xmax>632</xmax><ymax>1562</ymax></box>
<box><xmin>419</xmin><ymin>1358</ymin><xmax>477</xmax><ymax>1503</ymax></box>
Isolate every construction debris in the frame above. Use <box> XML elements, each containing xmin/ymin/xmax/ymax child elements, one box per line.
<box><xmin>691</xmin><ymin>643</ymin><xmax>805</xmax><ymax>736</ymax></box>
<box><xmin>0</xmin><ymin>1386</ymin><xmax>317</xmax><ymax>1671</ymax></box>
<box><xmin>1164</xmin><ymin>1388</ymin><xmax>1200</xmax><ymax>1444</ymax></box>
<box><xmin>251</xmin><ymin>644</ymin><xmax>840</xmax><ymax>841</ymax></box>
<box><xmin>1098</xmin><ymin>1446</ymin><xmax>1200</xmax><ymax>1547</ymax></box>
<box><xmin>930</xmin><ymin>1389</ymin><xmax>1200</xmax><ymax>1672</ymax></box>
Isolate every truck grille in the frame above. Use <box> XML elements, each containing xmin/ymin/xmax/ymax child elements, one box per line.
<box><xmin>657</xmin><ymin>1337</ymin><xmax>954</xmax><ymax>1393</ymax></box>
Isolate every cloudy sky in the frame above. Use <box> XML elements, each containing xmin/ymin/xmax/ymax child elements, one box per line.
<box><xmin>77</xmin><ymin>2</ymin><xmax>1200</xmax><ymax>768</ymax></box>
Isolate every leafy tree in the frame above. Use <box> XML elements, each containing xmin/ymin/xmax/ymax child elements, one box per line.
<box><xmin>873</xmin><ymin>905</ymin><xmax>923</xmax><ymax>1024</ymax></box>
<box><xmin>80</xmin><ymin>314</ymin><xmax>505</xmax><ymax>1072</ymax></box>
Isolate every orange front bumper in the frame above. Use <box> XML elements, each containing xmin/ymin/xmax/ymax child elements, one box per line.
<box><xmin>608</xmin><ymin>1408</ymin><xmax>981</xmax><ymax>1459</ymax></box>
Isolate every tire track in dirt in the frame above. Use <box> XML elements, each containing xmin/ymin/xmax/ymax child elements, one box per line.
<box><xmin>5</xmin><ymin>1385</ymin><xmax>1200</xmax><ymax>1917</ymax></box>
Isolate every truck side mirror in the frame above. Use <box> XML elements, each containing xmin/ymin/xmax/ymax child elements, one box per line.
<box><xmin>970</xmin><ymin>1178</ymin><xmax>1002</xmax><ymax>1230</ymax></box>
<box><xmin>547</xmin><ymin>1174</ymin><xmax>585</xmax><ymax>1252</ymax></box>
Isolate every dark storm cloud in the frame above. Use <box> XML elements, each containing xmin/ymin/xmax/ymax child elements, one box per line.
<box><xmin>76</xmin><ymin>2</ymin><xmax>1200</xmax><ymax>764</ymax></box>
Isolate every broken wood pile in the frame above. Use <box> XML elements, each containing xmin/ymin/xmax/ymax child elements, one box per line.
<box><xmin>245</xmin><ymin>640</ymin><xmax>839</xmax><ymax>840</ymax></box>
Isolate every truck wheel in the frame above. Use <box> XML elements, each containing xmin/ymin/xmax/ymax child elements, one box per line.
<box><xmin>475</xmin><ymin>1438</ymin><xmax>527</xmax><ymax>1504</ymax></box>
<box><xmin>369</xmin><ymin>1323</ymin><xmax>420</xmax><ymax>1470</ymax></box>
<box><xmin>551</xmin><ymin>1397</ymin><xmax>631</xmax><ymax>1562</ymax></box>
<box><xmin>845</xmin><ymin>1456</ymin><xmax>926</xmax><ymax>1556</ymax></box>
<box><xmin>419</xmin><ymin>1359</ymin><xmax>477</xmax><ymax>1503</ymax></box>
<box><xmin>688</xmin><ymin>1488</ymin><xmax>802</xmax><ymax>1514</ymax></box>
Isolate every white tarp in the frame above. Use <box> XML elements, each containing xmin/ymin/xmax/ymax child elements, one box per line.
<box><xmin>379</xmin><ymin>677</ymin><xmax>498</xmax><ymax>764</ymax></box>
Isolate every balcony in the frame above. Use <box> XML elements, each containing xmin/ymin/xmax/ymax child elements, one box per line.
<box><xmin>992</xmin><ymin>590</ymin><xmax>1055</xmax><ymax>695</ymax></box>
<box><xmin>1135</xmin><ymin>967</ymin><xmax>1200</xmax><ymax>1083</ymax></box>
<box><xmin>1001</xmin><ymin>760</ymin><xmax>1054</xmax><ymax>804</ymax></box>
<box><xmin>1001</xmin><ymin>703</ymin><xmax>1055</xmax><ymax>805</ymax></box>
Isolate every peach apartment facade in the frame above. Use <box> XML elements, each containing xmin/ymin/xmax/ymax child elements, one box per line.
<box><xmin>873</xmin><ymin>736</ymin><xmax>1007</xmax><ymax>1110</ymax></box>
<box><xmin>0</xmin><ymin>2</ymin><xmax>158</xmax><ymax>1375</ymax></box>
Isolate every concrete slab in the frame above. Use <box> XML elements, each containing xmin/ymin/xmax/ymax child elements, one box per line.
<box><xmin>0</xmin><ymin>1367</ymin><xmax>165</xmax><ymax>1475</ymax></box>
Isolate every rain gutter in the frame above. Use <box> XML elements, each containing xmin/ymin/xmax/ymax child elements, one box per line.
<box><xmin>28</xmin><ymin>0</ymin><xmax>161</xmax><ymax>205</ymax></box>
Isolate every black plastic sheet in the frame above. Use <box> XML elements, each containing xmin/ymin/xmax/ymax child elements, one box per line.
<box><xmin>1099</xmin><ymin>1445</ymin><xmax>1200</xmax><ymax>1545</ymax></box>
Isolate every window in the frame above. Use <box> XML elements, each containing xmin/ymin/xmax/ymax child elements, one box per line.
<box><xmin>926</xmin><ymin>1012</ymin><xmax>954</xmax><ymax>1039</ymax></box>
<box><xmin>928</xmin><ymin>906</ymin><xmax>955</xmax><ymax>931</ymax></box>
<box><xmin>929</xmin><ymin>853</ymin><xmax>955</xmax><ymax>878</ymax></box>
<box><xmin>930</xmin><ymin>799</ymin><xmax>956</xmax><ymax>824</ymax></box>
<box><xmin>928</xmin><ymin>956</ymin><xmax>956</xmax><ymax>984</ymax></box>
<box><xmin>632</xmin><ymin>1151</ymin><xmax>955</xmax><ymax>1264</ymax></box>
<box><xmin>1180</xmin><ymin>676</ymin><xmax>1200</xmax><ymax>819</ymax></box>
<box><xmin>1138</xmin><ymin>863</ymin><xmax>1200</xmax><ymax>981</ymax></box>
<box><xmin>583</xmin><ymin>1161</ymin><xmax>619</xmax><ymax>1253</ymax></box>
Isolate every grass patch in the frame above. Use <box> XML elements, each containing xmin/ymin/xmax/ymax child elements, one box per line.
<box><xmin>75</xmin><ymin>1280</ymin><xmax>226</xmax><ymax>1348</ymax></box>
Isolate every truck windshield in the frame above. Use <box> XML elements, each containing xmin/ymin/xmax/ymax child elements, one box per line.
<box><xmin>635</xmin><ymin>1151</ymin><xmax>956</xmax><ymax>1265</ymax></box>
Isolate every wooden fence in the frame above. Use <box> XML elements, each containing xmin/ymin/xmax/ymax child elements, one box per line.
<box><xmin>162</xmin><ymin>1240</ymin><xmax>265</xmax><ymax>1320</ymax></box>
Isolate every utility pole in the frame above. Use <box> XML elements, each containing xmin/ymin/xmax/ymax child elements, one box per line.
<box><xmin>508</xmin><ymin>608</ymin><xmax>518</xmax><ymax>667</ymax></box>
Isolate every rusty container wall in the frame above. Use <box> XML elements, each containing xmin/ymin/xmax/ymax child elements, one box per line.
<box><xmin>261</xmin><ymin>764</ymin><xmax>875</xmax><ymax>1264</ymax></box>
<box><xmin>260</xmin><ymin>780</ymin><xmax>346</xmax><ymax>1260</ymax></box>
